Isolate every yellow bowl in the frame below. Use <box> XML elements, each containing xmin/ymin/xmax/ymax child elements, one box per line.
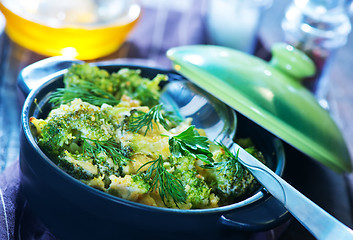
<box><xmin>0</xmin><ymin>3</ymin><xmax>141</xmax><ymax>60</ymax></box>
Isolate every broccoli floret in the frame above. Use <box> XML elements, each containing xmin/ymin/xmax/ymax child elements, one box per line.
<box><xmin>37</xmin><ymin>118</ymin><xmax>71</xmax><ymax>158</ymax></box>
<box><xmin>62</xmin><ymin>64</ymin><xmax>167</xmax><ymax>107</ymax></box>
<box><xmin>64</xmin><ymin>64</ymin><xmax>112</xmax><ymax>91</ymax></box>
<box><xmin>131</xmin><ymin>174</ymin><xmax>151</xmax><ymax>190</ymax></box>
<box><xmin>110</xmin><ymin>69</ymin><xmax>167</xmax><ymax>107</ymax></box>
<box><xmin>38</xmin><ymin>100</ymin><xmax>115</xmax><ymax>150</ymax></box>
<box><xmin>57</xmin><ymin>151</ymin><xmax>98</xmax><ymax>181</ymax></box>
<box><xmin>209</xmin><ymin>169</ymin><xmax>256</xmax><ymax>205</ymax></box>
<box><xmin>204</xmin><ymin>139</ymin><xmax>264</xmax><ymax>205</ymax></box>
<box><xmin>171</xmin><ymin>168</ymin><xmax>211</xmax><ymax>209</ymax></box>
<box><xmin>183</xmin><ymin>170</ymin><xmax>211</xmax><ymax>208</ymax></box>
<box><xmin>107</xmin><ymin>174</ymin><xmax>150</xmax><ymax>201</ymax></box>
<box><xmin>169</xmin><ymin>155</ymin><xmax>195</xmax><ymax>172</ymax></box>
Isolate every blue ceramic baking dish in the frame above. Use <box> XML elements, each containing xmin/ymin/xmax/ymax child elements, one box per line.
<box><xmin>18</xmin><ymin>57</ymin><xmax>289</xmax><ymax>240</ymax></box>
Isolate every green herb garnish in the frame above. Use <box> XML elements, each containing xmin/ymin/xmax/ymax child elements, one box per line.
<box><xmin>205</xmin><ymin>142</ymin><xmax>243</xmax><ymax>178</ymax></box>
<box><xmin>49</xmin><ymin>82</ymin><xmax>120</xmax><ymax>107</ymax></box>
<box><xmin>82</xmin><ymin>137</ymin><xmax>131</xmax><ymax>165</ymax></box>
<box><xmin>138</xmin><ymin>155</ymin><xmax>186</xmax><ymax>206</ymax></box>
<box><xmin>128</xmin><ymin>104</ymin><xmax>169</xmax><ymax>135</ymax></box>
<box><xmin>169</xmin><ymin>126</ymin><xmax>214</xmax><ymax>165</ymax></box>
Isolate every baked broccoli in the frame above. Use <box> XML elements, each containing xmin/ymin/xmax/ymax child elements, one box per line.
<box><xmin>30</xmin><ymin>64</ymin><xmax>267</xmax><ymax>210</ymax></box>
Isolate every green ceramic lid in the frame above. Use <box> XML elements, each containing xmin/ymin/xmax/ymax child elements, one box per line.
<box><xmin>166</xmin><ymin>43</ymin><xmax>352</xmax><ymax>173</ymax></box>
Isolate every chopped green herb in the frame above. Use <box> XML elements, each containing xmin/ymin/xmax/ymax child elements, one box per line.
<box><xmin>138</xmin><ymin>155</ymin><xmax>186</xmax><ymax>205</ymax></box>
<box><xmin>82</xmin><ymin>137</ymin><xmax>131</xmax><ymax>165</ymax></box>
<box><xmin>128</xmin><ymin>104</ymin><xmax>169</xmax><ymax>135</ymax></box>
<box><xmin>50</xmin><ymin>82</ymin><xmax>120</xmax><ymax>107</ymax></box>
<box><xmin>216</xmin><ymin>143</ymin><xmax>243</xmax><ymax>178</ymax></box>
<box><xmin>201</xmin><ymin>142</ymin><xmax>243</xmax><ymax>179</ymax></box>
<box><xmin>169</xmin><ymin>126</ymin><xmax>213</xmax><ymax>165</ymax></box>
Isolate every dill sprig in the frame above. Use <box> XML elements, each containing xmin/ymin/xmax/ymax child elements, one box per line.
<box><xmin>204</xmin><ymin>142</ymin><xmax>243</xmax><ymax>178</ymax></box>
<box><xmin>128</xmin><ymin>104</ymin><xmax>169</xmax><ymax>135</ymax></box>
<box><xmin>138</xmin><ymin>155</ymin><xmax>186</xmax><ymax>206</ymax></box>
<box><xmin>169</xmin><ymin>126</ymin><xmax>214</xmax><ymax>165</ymax></box>
<box><xmin>82</xmin><ymin>137</ymin><xmax>131</xmax><ymax>165</ymax></box>
<box><xmin>49</xmin><ymin>83</ymin><xmax>120</xmax><ymax>107</ymax></box>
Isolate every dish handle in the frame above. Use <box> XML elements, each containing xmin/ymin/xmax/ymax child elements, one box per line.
<box><xmin>219</xmin><ymin>192</ymin><xmax>289</xmax><ymax>232</ymax></box>
<box><xmin>18</xmin><ymin>57</ymin><xmax>83</xmax><ymax>96</ymax></box>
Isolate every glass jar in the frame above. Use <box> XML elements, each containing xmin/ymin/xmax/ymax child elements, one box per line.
<box><xmin>282</xmin><ymin>0</ymin><xmax>352</xmax><ymax>95</ymax></box>
<box><xmin>206</xmin><ymin>0</ymin><xmax>272</xmax><ymax>54</ymax></box>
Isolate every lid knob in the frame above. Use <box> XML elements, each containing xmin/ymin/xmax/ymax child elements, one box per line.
<box><xmin>270</xmin><ymin>43</ymin><xmax>315</xmax><ymax>80</ymax></box>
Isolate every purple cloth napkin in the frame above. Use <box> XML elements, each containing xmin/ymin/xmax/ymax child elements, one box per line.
<box><xmin>0</xmin><ymin>161</ymin><xmax>59</xmax><ymax>240</ymax></box>
<box><xmin>0</xmin><ymin>161</ymin><xmax>19</xmax><ymax>240</ymax></box>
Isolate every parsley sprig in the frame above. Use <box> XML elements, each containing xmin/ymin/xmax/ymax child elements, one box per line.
<box><xmin>82</xmin><ymin>137</ymin><xmax>131</xmax><ymax>165</ymax></box>
<box><xmin>128</xmin><ymin>104</ymin><xmax>169</xmax><ymax>135</ymax></box>
<box><xmin>169</xmin><ymin>126</ymin><xmax>214</xmax><ymax>165</ymax></box>
<box><xmin>138</xmin><ymin>155</ymin><xmax>186</xmax><ymax>205</ymax></box>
